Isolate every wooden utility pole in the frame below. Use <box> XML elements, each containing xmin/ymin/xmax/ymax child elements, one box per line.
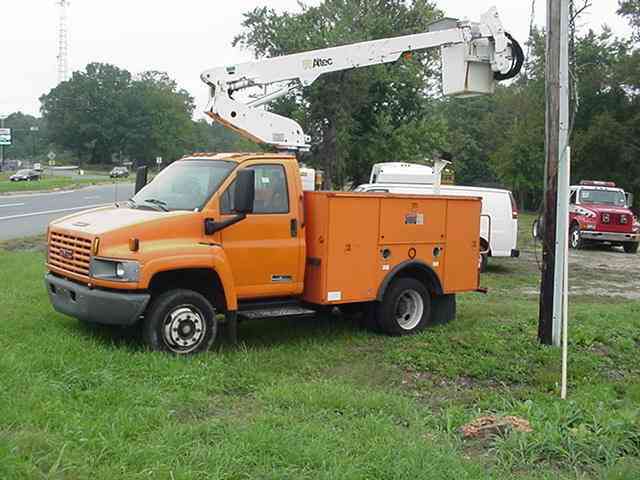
<box><xmin>539</xmin><ymin>0</ymin><xmax>569</xmax><ymax>345</ymax></box>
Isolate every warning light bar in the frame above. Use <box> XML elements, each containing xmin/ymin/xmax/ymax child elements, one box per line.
<box><xmin>579</xmin><ymin>180</ymin><xmax>616</xmax><ymax>187</ymax></box>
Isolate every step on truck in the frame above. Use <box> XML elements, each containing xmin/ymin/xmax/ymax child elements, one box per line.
<box><xmin>45</xmin><ymin>152</ymin><xmax>482</xmax><ymax>353</ymax></box>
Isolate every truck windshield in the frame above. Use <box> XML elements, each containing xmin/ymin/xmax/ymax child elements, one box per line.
<box><xmin>132</xmin><ymin>160</ymin><xmax>235</xmax><ymax>211</ymax></box>
<box><xmin>579</xmin><ymin>189</ymin><xmax>626</xmax><ymax>206</ymax></box>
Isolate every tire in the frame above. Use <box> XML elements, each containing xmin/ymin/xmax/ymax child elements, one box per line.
<box><xmin>142</xmin><ymin>289</ymin><xmax>217</xmax><ymax>354</ymax></box>
<box><xmin>623</xmin><ymin>242</ymin><xmax>639</xmax><ymax>254</ymax></box>
<box><xmin>341</xmin><ymin>302</ymin><xmax>381</xmax><ymax>333</ymax></box>
<box><xmin>479</xmin><ymin>253</ymin><xmax>488</xmax><ymax>273</ymax></box>
<box><xmin>431</xmin><ymin>294</ymin><xmax>456</xmax><ymax>325</ymax></box>
<box><xmin>376</xmin><ymin>277</ymin><xmax>431</xmax><ymax>336</ymax></box>
<box><xmin>569</xmin><ymin>224</ymin><xmax>583</xmax><ymax>249</ymax></box>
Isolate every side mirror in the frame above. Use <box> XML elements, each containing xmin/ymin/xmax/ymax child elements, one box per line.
<box><xmin>626</xmin><ymin>192</ymin><xmax>633</xmax><ymax>208</ymax></box>
<box><xmin>135</xmin><ymin>166</ymin><xmax>148</xmax><ymax>194</ymax></box>
<box><xmin>235</xmin><ymin>169</ymin><xmax>255</xmax><ymax>214</ymax></box>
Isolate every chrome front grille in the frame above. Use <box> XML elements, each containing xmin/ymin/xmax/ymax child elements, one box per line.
<box><xmin>48</xmin><ymin>231</ymin><xmax>92</xmax><ymax>276</ymax></box>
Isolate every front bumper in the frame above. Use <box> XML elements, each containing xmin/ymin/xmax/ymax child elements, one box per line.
<box><xmin>580</xmin><ymin>231</ymin><xmax>640</xmax><ymax>243</ymax></box>
<box><xmin>45</xmin><ymin>273</ymin><xmax>150</xmax><ymax>326</ymax></box>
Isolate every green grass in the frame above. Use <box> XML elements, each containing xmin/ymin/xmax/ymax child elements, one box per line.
<box><xmin>1</xmin><ymin>215</ymin><xmax>639</xmax><ymax>479</ymax></box>
<box><xmin>0</xmin><ymin>174</ymin><xmax>129</xmax><ymax>194</ymax></box>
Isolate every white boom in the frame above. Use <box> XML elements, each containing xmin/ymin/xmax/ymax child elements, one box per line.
<box><xmin>201</xmin><ymin>7</ymin><xmax>522</xmax><ymax>151</ymax></box>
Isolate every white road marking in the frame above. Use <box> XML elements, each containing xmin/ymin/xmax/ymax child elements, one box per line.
<box><xmin>0</xmin><ymin>203</ymin><xmax>25</xmax><ymax>208</ymax></box>
<box><xmin>84</xmin><ymin>195</ymin><xmax>101</xmax><ymax>200</ymax></box>
<box><xmin>0</xmin><ymin>203</ymin><xmax>112</xmax><ymax>221</ymax></box>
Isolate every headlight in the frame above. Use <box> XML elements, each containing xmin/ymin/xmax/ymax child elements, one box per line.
<box><xmin>115</xmin><ymin>263</ymin><xmax>126</xmax><ymax>278</ymax></box>
<box><xmin>90</xmin><ymin>258</ymin><xmax>140</xmax><ymax>282</ymax></box>
<box><xmin>576</xmin><ymin>207</ymin><xmax>596</xmax><ymax>218</ymax></box>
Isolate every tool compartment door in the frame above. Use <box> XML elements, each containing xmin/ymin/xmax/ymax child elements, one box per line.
<box><xmin>443</xmin><ymin>198</ymin><xmax>481</xmax><ymax>292</ymax></box>
<box><xmin>378</xmin><ymin>197</ymin><xmax>447</xmax><ymax>244</ymax></box>
<box><xmin>324</xmin><ymin>196</ymin><xmax>380</xmax><ymax>303</ymax></box>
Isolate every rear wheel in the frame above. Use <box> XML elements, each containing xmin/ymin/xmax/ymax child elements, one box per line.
<box><xmin>623</xmin><ymin>242</ymin><xmax>639</xmax><ymax>254</ymax></box>
<box><xmin>142</xmin><ymin>289</ymin><xmax>217</xmax><ymax>354</ymax></box>
<box><xmin>569</xmin><ymin>224</ymin><xmax>583</xmax><ymax>249</ymax></box>
<box><xmin>377</xmin><ymin>278</ymin><xmax>431</xmax><ymax>336</ymax></box>
<box><xmin>479</xmin><ymin>253</ymin><xmax>488</xmax><ymax>273</ymax></box>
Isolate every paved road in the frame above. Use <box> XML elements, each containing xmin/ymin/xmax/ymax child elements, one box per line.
<box><xmin>0</xmin><ymin>183</ymin><xmax>134</xmax><ymax>240</ymax></box>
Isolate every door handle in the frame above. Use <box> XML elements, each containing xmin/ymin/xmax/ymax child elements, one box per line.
<box><xmin>290</xmin><ymin>219</ymin><xmax>298</xmax><ymax>238</ymax></box>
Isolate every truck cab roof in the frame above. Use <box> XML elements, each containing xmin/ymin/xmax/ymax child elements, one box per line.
<box><xmin>182</xmin><ymin>152</ymin><xmax>296</xmax><ymax>163</ymax></box>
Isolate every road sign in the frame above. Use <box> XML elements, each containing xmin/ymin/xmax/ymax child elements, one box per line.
<box><xmin>48</xmin><ymin>151</ymin><xmax>56</xmax><ymax>161</ymax></box>
<box><xmin>156</xmin><ymin>156</ymin><xmax>162</xmax><ymax>165</ymax></box>
<box><xmin>0</xmin><ymin>128</ymin><xmax>11</xmax><ymax>146</ymax></box>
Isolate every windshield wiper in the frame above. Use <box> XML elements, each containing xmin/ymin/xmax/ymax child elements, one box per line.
<box><xmin>126</xmin><ymin>198</ymin><xmax>138</xmax><ymax>209</ymax></box>
<box><xmin>143</xmin><ymin>198</ymin><xmax>169</xmax><ymax>212</ymax></box>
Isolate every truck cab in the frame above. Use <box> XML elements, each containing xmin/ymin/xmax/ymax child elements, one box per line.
<box><xmin>45</xmin><ymin>153</ymin><xmax>482</xmax><ymax>354</ymax></box>
<box><xmin>569</xmin><ymin>180</ymin><xmax>639</xmax><ymax>253</ymax></box>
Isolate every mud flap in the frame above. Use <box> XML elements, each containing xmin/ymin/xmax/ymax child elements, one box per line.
<box><xmin>430</xmin><ymin>294</ymin><xmax>456</xmax><ymax>325</ymax></box>
<box><xmin>221</xmin><ymin>311</ymin><xmax>238</xmax><ymax>345</ymax></box>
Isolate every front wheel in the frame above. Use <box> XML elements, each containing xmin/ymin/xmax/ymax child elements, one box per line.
<box><xmin>377</xmin><ymin>278</ymin><xmax>431</xmax><ymax>336</ymax></box>
<box><xmin>142</xmin><ymin>289</ymin><xmax>217</xmax><ymax>354</ymax></box>
<box><xmin>623</xmin><ymin>242</ymin><xmax>639</xmax><ymax>254</ymax></box>
<box><xmin>569</xmin><ymin>224</ymin><xmax>583</xmax><ymax>249</ymax></box>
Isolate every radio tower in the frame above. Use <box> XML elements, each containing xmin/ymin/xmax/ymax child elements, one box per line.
<box><xmin>57</xmin><ymin>0</ymin><xmax>69</xmax><ymax>83</ymax></box>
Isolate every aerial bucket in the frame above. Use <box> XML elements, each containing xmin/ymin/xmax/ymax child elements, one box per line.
<box><xmin>441</xmin><ymin>39</ymin><xmax>496</xmax><ymax>97</ymax></box>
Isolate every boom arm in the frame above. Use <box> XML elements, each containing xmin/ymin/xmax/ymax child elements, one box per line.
<box><xmin>201</xmin><ymin>7</ymin><xmax>522</xmax><ymax>151</ymax></box>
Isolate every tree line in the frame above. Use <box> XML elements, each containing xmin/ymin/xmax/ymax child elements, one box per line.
<box><xmin>3</xmin><ymin>65</ymin><xmax>253</xmax><ymax>167</ymax></box>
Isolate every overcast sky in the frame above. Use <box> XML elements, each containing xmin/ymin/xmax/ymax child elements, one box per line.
<box><xmin>1</xmin><ymin>0</ymin><xmax>632</xmax><ymax>120</ymax></box>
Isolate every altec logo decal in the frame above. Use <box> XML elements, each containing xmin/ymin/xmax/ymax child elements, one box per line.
<box><xmin>303</xmin><ymin>58</ymin><xmax>334</xmax><ymax>70</ymax></box>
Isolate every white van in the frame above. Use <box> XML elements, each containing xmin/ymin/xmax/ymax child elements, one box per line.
<box><xmin>355</xmin><ymin>180</ymin><xmax>520</xmax><ymax>271</ymax></box>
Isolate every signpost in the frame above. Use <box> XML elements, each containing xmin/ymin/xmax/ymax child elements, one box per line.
<box><xmin>0</xmin><ymin>114</ymin><xmax>9</xmax><ymax>171</ymax></box>
<box><xmin>0</xmin><ymin>128</ymin><xmax>11</xmax><ymax>146</ymax></box>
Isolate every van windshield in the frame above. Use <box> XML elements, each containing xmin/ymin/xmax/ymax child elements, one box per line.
<box><xmin>132</xmin><ymin>160</ymin><xmax>235</xmax><ymax>211</ymax></box>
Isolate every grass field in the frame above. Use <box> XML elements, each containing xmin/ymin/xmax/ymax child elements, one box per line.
<box><xmin>0</xmin><ymin>174</ymin><xmax>128</xmax><ymax>194</ymax></box>
<box><xmin>1</xmin><ymin>214</ymin><xmax>639</xmax><ymax>479</ymax></box>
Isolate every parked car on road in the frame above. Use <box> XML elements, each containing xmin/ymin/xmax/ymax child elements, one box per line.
<box><xmin>10</xmin><ymin>169</ymin><xmax>40</xmax><ymax>182</ymax></box>
<box><xmin>110</xmin><ymin>166</ymin><xmax>129</xmax><ymax>178</ymax></box>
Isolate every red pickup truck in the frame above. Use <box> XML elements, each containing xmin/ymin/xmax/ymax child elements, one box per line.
<box><xmin>569</xmin><ymin>181</ymin><xmax>639</xmax><ymax>253</ymax></box>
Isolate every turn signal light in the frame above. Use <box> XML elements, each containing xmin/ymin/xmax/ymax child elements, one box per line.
<box><xmin>92</xmin><ymin>237</ymin><xmax>100</xmax><ymax>255</ymax></box>
<box><xmin>129</xmin><ymin>238</ymin><xmax>140</xmax><ymax>252</ymax></box>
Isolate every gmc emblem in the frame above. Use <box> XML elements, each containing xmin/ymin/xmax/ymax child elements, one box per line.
<box><xmin>59</xmin><ymin>248</ymin><xmax>74</xmax><ymax>260</ymax></box>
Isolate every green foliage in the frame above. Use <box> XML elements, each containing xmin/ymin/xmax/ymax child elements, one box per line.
<box><xmin>0</xmin><ymin>112</ymin><xmax>48</xmax><ymax>160</ymax></box>
<box><xmin>618</xmin><ymin>0</ymin><xmax>640</xmax><ymax>41</ymax></box>
<box><xmin>39</xmin><ymin>64</ymin><xmax>251</xmax><ymax>166</ymax></box>
<box><xmin>234</xmin><ymin>0</ymin><xmax>446</xmax><ymax>187</ymax></box>
<box><xmin>40</xmin><ymin>63</ymin><xmax>133</xmax><ymax>164</ymax></box>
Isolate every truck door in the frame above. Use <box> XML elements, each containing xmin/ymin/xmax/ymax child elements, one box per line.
<box><xmin>219</xmin><ymin>163</ymin><xmax>304</xmax><ymax>298</ymax></box>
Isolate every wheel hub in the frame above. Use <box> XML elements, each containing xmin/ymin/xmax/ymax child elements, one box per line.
<box><xmin>394</xmin><ymin>289</ymin><xmax>424</xmax><ymax>330</ymax></box>
<box><xmin>163</xmin><ymin>305</ymin><xmax>206</xmax><ymax>353</ymax></box>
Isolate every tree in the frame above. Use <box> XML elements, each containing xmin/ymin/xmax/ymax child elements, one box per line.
<box><xmin>123</xmin><ymin>71</ymin><xmax>195</xmax><ymax>164</ymax></box>
<box><xmin>40</xmin><ymin>63</ymin><xmax>132</xmax><ymax>164</ymax></box>
<box><xmin>0</xmin><ymin>113</ymin><xmax>48</xmax><ymax>160</ymax></box>
<box><xmin>40</xmin><ymin>64</ymin><xmax>249</xmax><ymax>166</ymax></box>
<box><xmin>618</xmin><ymin>0</ymin><xmax>640</xmax><ymax>41</ymax></box>
<box><xmin>233</xmin><ymin>0</ymin><xmax>447</xmax><ymax>187</ymax></box>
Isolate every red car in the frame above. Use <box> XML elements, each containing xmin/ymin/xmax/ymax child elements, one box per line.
<box><xmin>569</xmin><ymin>181</ymin><xmax>639</xmax><ymax>253</ymax></box>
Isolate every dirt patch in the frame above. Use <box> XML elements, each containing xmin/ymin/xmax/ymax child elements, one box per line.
<box><xmin>517</xmin><ymin>242</ymin><xmax>640</xmax><ymax>300</ymax></box>
<box><xmin>0</xmin><ymin>235</ymin><xmax>46</xmax><ymax>252</ymax></box>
